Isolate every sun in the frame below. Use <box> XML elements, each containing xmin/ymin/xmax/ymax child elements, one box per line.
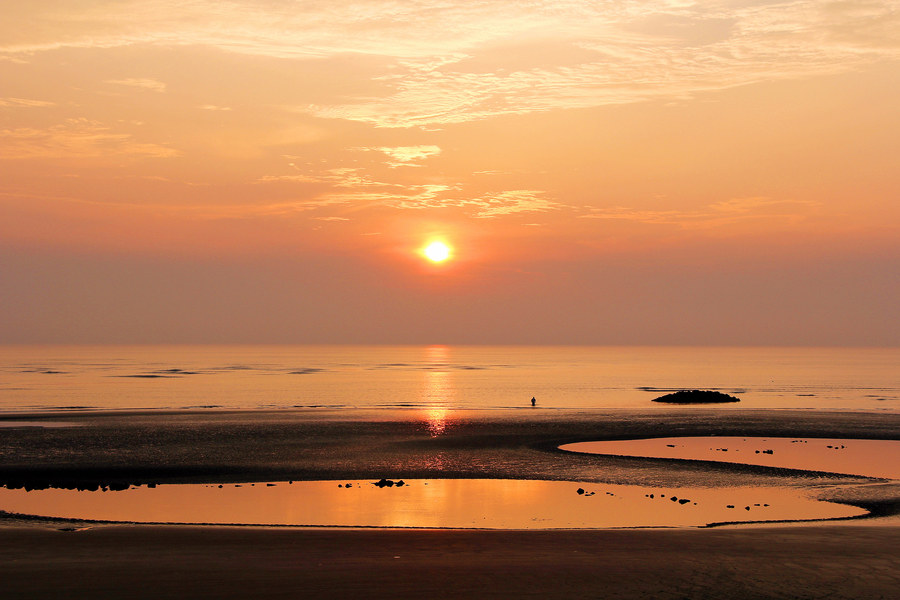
<box><xmin>423</xmin><ymin>241</ymin><xmax>451</xmax><ymax>263</ymax></box>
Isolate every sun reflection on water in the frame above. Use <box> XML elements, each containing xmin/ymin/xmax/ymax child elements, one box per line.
<box><xmin>420</xmin><ymin>346</ymin><xmax>454</xmax><ymax>436</ymax></box>
<box><xmin>424</xmin><ymin>408</ymin><xmax>448</xmax><ymax>437</ymax></box>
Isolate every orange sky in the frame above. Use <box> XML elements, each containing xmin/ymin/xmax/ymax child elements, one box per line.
<box><xmin>1</xmin><ymin>1</ymin><xmax>898</xmax><ymax>344</ymax></box>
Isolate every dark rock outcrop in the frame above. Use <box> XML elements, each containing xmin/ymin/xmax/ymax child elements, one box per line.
<box><xmin>651</xmin><ymin>390</ymin><xmax>741</xmax><ymax>404</ymax></box>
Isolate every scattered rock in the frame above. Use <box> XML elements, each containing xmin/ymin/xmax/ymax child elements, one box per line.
<box><xmin>576</xmin><ymin>488</ymin><xmax>585</xmax><ymax>495</ymax></box>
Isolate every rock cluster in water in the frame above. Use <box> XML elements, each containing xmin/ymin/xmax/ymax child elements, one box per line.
<box><xmin>651</xmin><ymin>390</ymin><xmax>741</xmax><ymax>404</ymax></box>
<box><xmin>373</xmin><ymin>478</ymin><xmax>405</xmax><ymax>488</ymax></box>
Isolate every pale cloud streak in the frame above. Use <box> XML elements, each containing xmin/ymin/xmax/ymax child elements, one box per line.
<box><xmin>372</xmin><ymin>145</ymin><xmax>441</xmax><ymax>167</ymax></box>
<box><xmin>257</xmin><ymin>158</ymin><xmax>559</xmax><ymax>218</ymax></box>
<box><xmin>0</xmin><ymin>97</ymin><xmax>55</xmax><ymax>108</ymax></box>
<box><xmin>0</xmin><ymin>118</ymin><xmax>180</xmax><ymax>159</ymax></box>
<box><xmin>0</xmin><ymin>190</ymin><xmax>346</xmax><ymax>221</ymax></box>
<box><xmin>1</xmin><ymin>2</ymin><xmax>897</xmax><ymax>127</ymax></box>
<box><xmin>106</xmin><ymin>78</ymin><xmax>167</xmax><ymax>92</ymax></box>
<box><xmin>469</xmin><ymin>190</ymin><xmax>560</xmax><ymax>218</ymax></box>
<box><xmin>581</xmin><ymin>197</ymin><xmax>823</xmax><ymax>228</ymax></box>
<box><xmin>316</xmin><ymin>184</ymin><xmax>559</xmax><ymax>218</ymax></box>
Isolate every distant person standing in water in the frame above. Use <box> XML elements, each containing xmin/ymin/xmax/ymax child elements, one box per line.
<box><xmin>531</xmin><ymin>396</ymin><xmax>536</xmax><ymax>407</ymax></box>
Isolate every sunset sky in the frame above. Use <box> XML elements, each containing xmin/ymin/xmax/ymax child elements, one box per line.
<box><xmin>2</xmin><ymin>1</ymin><xmax>898</xmax><ymax>345</ymax></box>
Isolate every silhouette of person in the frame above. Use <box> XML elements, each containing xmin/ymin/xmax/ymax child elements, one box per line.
<box><xmin>531</xmin><ymin>396</ymin><xmax>536</xmax><ymax>407</ymax></box>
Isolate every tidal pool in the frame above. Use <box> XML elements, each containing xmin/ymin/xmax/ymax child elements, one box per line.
<box><xmin>560</xmin><ymin>438</ymin><xmax>900</xmax><ymax>479</ymax></box>
<box><xmin>0</xmin><ymin>479</ymin><xmax>865</xmax><ymax>529</ymax></box>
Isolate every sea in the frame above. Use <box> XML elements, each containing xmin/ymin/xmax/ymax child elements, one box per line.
<box><xmin>0</xmin><ymin>345</ymin><xmax>897</xmax><ymax>414</ymax></box>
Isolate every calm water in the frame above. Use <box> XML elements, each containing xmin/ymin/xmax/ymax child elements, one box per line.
<box><xmin>561</xmin><ymin>438</ymin><xmax>900</xmax><ymax>479</ymax></box>
<box><xmin>0</xmin><ymin>346</ymin><xmax>896</xmax><ymax>413</ymax></box>
<box><xmin>0</xmin><ymin>479</ymin><xmax>865</xmax><ymax>528</ymax></box>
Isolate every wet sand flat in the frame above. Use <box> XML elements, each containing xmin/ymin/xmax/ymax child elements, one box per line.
<box><xmin>2</xmin><ymin>408</ymin><xmax>899</xmax><ymax>489</ymax></box>
<box><xmin>1</xmin><ymin>408</ymin><xmax>899</xmax><ymax>598</ymax></box>
<box><xmin>1</xmin><ymin>525</ymin><xmax>899</xmax><ymax>600</ymax></box>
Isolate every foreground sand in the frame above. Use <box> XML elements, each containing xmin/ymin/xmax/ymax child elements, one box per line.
<box><xmin>2</xmin><ymin>524</ymin><xmax>899</xmax><ymax>599</ymax></box>
<box><xmin>1</xmin><ymin>408</ymin><xmax>898</xmax><ymax>598</ymax></box>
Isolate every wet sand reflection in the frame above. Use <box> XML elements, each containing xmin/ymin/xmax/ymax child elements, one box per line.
<box><xmin>0</xmin><ymin>479</ymin><xmax>864</xmax><ymax>528</ymax></box>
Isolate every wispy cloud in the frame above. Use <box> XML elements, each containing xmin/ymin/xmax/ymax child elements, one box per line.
<box><xmin>370</xmin><ymin>145</ymin><xmax>441</xmax><ymax>167</ymax></box>
<box><xmin>581</xmin><ymin>197</ymin><xmax>822</xmax><ymax>228</ymax></box>
<box><xmin>258</xmin><ymin>143</ymin><xmax>561</xmax><ymax>217</ymax></box>
<box><xmin>106</xmin><ymin>78</ymin><xmax>167</xmax><ymax>92</ymax></box>
<box><xmin>316</xmin><ymin>183</ymin><xmax>560</xmax><ymax>218</ymax></box>
<box><xmin>0</xmin><ymin>97</ymin><xmax>55</xmax><ymax>108</ymax></box>
<box><xmin>258</xmin><ymin>157</ymin><xmax>560</xmax><ymax>218</ymax></box>
<box><xmin>469</xmin><ymin>190</ymin><xmax>560</xmax><ymax>218</ymax></box>
<box><xmin>257</xmin><ymin>174</ymin><xmax>323</xmax><ymax>183</ymax></box>
<box><xmin>0</xmin><ymin>118</ymin><xmax>180</xmax><ymax>159</ymax></box>
<box><xmin>2</xmin><ymin>2</ymin><xmax>897</xmax><ymax>127</ymax></box>
<box><xmin>0</xmin><ymin>191</ymin><xmax>347</xmax><ymax>220</ymax></box>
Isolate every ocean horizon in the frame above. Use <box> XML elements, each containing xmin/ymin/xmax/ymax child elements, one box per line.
<box><xmin>2</xmin><ymin>345</ymin><xmax>896</xmax><ymax>414</ymax></box>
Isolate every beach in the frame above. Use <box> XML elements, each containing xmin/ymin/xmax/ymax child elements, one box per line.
<box><xmin>3</xmin><ymin>525</ymin><xmax>899</xmax><ymax>599</ymax></box>
<box><xmin>1</xmin><ymin>408</ymin><xmax>898</xmax><ymax>598</ymax></box>
<box><xmin>6</xmin><ymin>0</ymin><xmax>899</xmax><ymax>595</ymax></box>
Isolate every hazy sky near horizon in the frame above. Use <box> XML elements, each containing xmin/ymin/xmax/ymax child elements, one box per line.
<box><xmin>1</xmin><ymin>1</ymin><xmax>898</xmax><ymax>345</ymax></box>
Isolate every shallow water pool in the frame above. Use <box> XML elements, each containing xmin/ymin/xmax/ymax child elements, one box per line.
<box><xmin>560</xmin><ymin>437</ymin><xmax>900</xmax><ymax>479</ymax></box>
<box><xmin>0</xmin><ymin>478</ymin><xmax>865</xmax><ymax>529</ymax></box>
